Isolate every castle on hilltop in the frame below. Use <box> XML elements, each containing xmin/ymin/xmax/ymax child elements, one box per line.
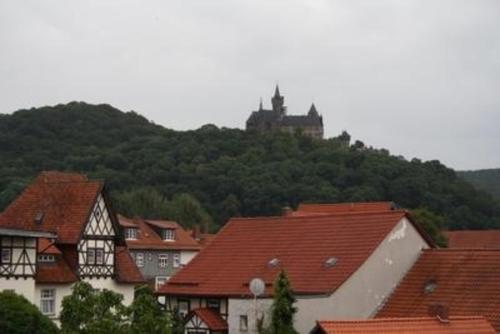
<box><xmin>246</xmin><ymin>85</ymin><xmax>324</xmax><ymax>139</ymax></box>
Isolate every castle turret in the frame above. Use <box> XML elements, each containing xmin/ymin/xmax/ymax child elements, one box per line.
<box><xmin>271</xmin><ymin>85</ymin><xmax>285</xmax><ymax>114</ymax></box>
<box><xmin>308</xmin><ymin>103</ymin><xmax>319</xmax><ymax>117</ymax></box>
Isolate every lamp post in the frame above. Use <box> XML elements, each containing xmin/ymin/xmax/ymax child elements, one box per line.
<box><xmin>249</xmin><ymin>277</ymin><xmax>265</xmax><ymax>333</ymax></box>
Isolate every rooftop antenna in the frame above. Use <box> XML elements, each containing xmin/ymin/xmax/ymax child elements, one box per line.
<box><xmin>249</xmin><ymin>277</ymin><xmax>265</xmax><ymax>333</ymax></box>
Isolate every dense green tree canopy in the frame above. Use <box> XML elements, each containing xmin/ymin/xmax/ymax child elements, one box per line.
<box><xmin>0</xmin><ymin>291</ymin><xmax>59</xmax><ymax>334</ymax></box>
<box><xmin>1</xmin><ymin>102</ymin><xmax>499</xmax><ymax>234</ymax></box>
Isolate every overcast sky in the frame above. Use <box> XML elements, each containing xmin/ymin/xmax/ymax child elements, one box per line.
<box><xmin>1</xmin><ymin>1</ymin><xmax>499</xmax><ymax>170</ymax></box>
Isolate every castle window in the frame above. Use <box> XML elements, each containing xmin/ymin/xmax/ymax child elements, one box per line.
<box><xmin>158</xmin><ymin>254</ymin><xmax>168</xmax><ymax>268</ymax></box>
<box><xmin>1</xmin><ymin>248</ymin><xmax>11</xmax><ymax>264</ymax></box>
<box><xmin>40</xmin><ymin>289</ymin><xmax>55</xmax><ymax>315</ymax></box>
<box><xmin>162</xmin><ymin>229</ymin><xmax>175</xmax><ymax>241</ymax></box>
<box><xmin>125</xmin><ymin>228</ymin><xmax>138</xmax><ymax>240</ymax></box>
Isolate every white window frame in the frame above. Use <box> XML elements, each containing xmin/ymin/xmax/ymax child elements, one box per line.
<box><xmin>1</xmin><ymin>248</ymin><xmax>11</xmax><ymax>264</ymax></box>
<box><xmin>162</xmin><ymin>229</ymin><xmax>175</xmax><ymax>241</ymax></box>
<box><xmin>40</xmin><ymin>289</ymin><xmax>55</xmax><ymax>316</ymax></box>
<box><xmin>38</xmin><ymin>254</ymin><xmax>55</xmax><ymax>263</ymax></box>
<box><xmin>158</xmin><ymin>254</ymin><xmax>168</xmax><ymax>268</ymax></box>
<box><xmin>173</xmin><ymin>253</ymin><xmax>181</xmax><ymax>268</ymax></box>
<box><xmin>240</xmin><ymin>315</ymin><xmax>248</xmax><ymax>332</ymax></box>
<box><xmin>135</xmin><ymin>252</ymin><xmax>144</xmax><ymax>267</ymax></box>
<box><xmin>155</xmin><ymin>276</ymin><xmax>169</xmax><ymax>290</ymax></box>
<box><xmin>125</xmin><ymin>228</ymin><xmax>138</xmax><ymax>240</ymax></box>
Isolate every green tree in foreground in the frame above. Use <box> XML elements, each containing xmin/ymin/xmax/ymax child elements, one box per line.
<box><xmin>261</xmin><ymin>270</ymin><xmax>298</xmax><ymax>334</ymax></box>
<box><xmin>0</xmin><ymin>290</ymin><xmax>59</xmax><ymax>334</ymax></box>
<box><xmin>60</xmin><ymin>282</ymin><xmax>128</xmax><ymax>334</ymax></box>
<box><xmin>128</xmin><ymin>286</ymin><xmax>171</xmax><ymax>334</ymax></box>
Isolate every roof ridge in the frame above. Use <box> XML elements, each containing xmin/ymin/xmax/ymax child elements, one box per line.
<box><xmin>229</xmin><ymin>210</ymin><xmax>406</xmax><ymax>222</ymax></box>
<box><xmin>423</xmin><ymin>248</ymin><xmax>500</xmax><ymax>252</ymax></box>
<box><xmin>319</xmin><ymin>315</ymin><xmax>487</xmax><ymax>324</ymax></box>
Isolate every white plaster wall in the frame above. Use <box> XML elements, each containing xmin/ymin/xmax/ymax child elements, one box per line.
<box><xmin>180</xmin><ymin>250</ymin><xmax>198</xmax><ymax>266</ymax></box>
<box><xmin>228</xmin><ymin>298</ymin><xmax>273</xmax><ymax>334</ymax></box>
<box><xmin>228</xmin><ymin>217</ymin><xmax>429</xmax><ymax>334</ymax></box>
<box><xmin>0</xmin><ymin>277</ymin><xmax>36</xmax><ymax>303</ymax></box>
<box><xmin>83</xmin><ymin>278</ymin><xmax>136</xmax><ymax>306</ymax></box>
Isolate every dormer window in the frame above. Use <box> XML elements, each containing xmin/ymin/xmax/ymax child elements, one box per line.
<box><xmin>162</xmin><ymin>228</ymin><xmax>175</xmax><ymax>241</ymax></box>
<box><xmin>125</xmin><ymin>227</ymin><xmax>138</xmax><ymax>240</ymax></box>
<box><xmin>38</xmin><ymin>254</ymin><xmax>56</xmax><ymax>263</ymax></box>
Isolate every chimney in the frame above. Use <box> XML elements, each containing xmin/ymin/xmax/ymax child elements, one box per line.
<box><xmin>428</xmin><ymin>303</ymin><xmax>449</xmax><ymax>323</ymax></box>
<box><xmin>282</xmin><ymin>206</ymin><xmax>293</xmax><ymax>216</ymax></box>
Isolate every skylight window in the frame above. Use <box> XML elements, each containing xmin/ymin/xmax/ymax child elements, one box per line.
<box><xmin>324</xmin><ymin>257</ymin><xmax>338</xmax><ymax>268</ymax></box>
<box><xmin>424</xmin><ymin>280</ymin><xmax>437</xmax><ymax>294</ymax></box>
<box><xmin>268</xmin><ymin>258</ymin><xmax>280</xmax><ymax>267</ymax></box>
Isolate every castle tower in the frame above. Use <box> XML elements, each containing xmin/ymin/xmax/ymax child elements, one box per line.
<box><xmin>271</xmin><ymin>85</ymin><xmax>285</xmax><ymax>114</ymax></box>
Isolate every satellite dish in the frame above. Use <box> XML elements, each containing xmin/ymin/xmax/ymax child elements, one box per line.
<box><xmin>249</xmin><ymin>277</ymin><xmax>265</xmax><ymax>297</ymax></box>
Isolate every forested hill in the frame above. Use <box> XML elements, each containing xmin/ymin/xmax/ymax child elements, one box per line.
<box><xmin>459</xmin><ymin>169</ymin><xmax>500</xmax><ymax>200</ymax></box>
<box><xmin>1</xmin><ymin>101</ymin><xmax>500</xmax><ymax>236</ymax></box>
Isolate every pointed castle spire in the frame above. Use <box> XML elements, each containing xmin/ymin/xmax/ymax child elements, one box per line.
<box><xmin>308</xmin><ymin>103</ymin><xmax>319</xmax><ymax>116</ymax></box>
<box><xmin>259</xmin><ymin>97</ymin><xmax>263</xmax><ymax>111</ymax></box>
<box><xmin>274</xmin><ymin>84</ymin><xmax>281</xmax><ymax>98</ymax></box>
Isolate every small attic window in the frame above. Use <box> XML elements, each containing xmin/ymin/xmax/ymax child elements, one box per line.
<box><xmin>268</xmin><ymin>258</ymin><xmax>280</xmax><ymax>268</ymax></box>
<box><xmin>125</xmin><ymin>228</ymin><xmax>138</xmax><ymax>240</ymax></box>
<box><xmin>423</xmin><ymin>280</ymin><xmax>437</xmax><ymax>294</ymax></box>
<box><xmin>162</xmin><ymin>228</ymin><xmax>175</xmax><ymax>241</ymax></box>
<box><xmin>324</xmin><ymin>257</ymin><xmax>338</xmax><ymax>268</ymax></box>
<box><xmin>34</xmin><ymin>211</ymin><xmax>44</xmax><ymax>225</ymax></box>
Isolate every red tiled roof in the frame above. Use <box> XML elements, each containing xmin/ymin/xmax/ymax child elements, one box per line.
<box><xmin>119</xmin><ymin>216</ymin><xmax>201</xmax><ymax>251</ymax></box>
<box><xmin>315</xmin><ymin>316</ymin><xmax>497</xmax><ymax>334</ymax></box>
<box><xmin>296</xmin><ymin>202</ymin><xmax>396</xmax><ymax>215</ymax></box>
<box><xmin>115</xmin><ymin>246</ymin><xmax>145</xmax><ymax>283</ymax></box>
<box><xmin>187</xmin><ymin>308</ymin><xmax>228</xmax><ymax>331</ymax></box>
<box><xmin>36</xmin><ymin>255</ymin><xmax>78</xmax><ymax>284</ymax></box>
<box><xmin>444</xmin><ymin>230</ymin><xmax>500</xmax><ymax>249</ymax></box>
<box><xmin>377</xmin><ymin>249</ymin><xmax>500</xmax><ymax>332</ymax></box>
<box><xmin>0</xmin><ymin>171</ymin><xmax>102</xmax><ymax>244</ymax></box>
<box><xmin>38</xmin><ymin>238</ymin><xmax>62</xmax><ymax>255</ymax></box>
<box><xmin>160</xmin><ymin>210</ymin><xmax>429</xmax><ymax>297</ymax></box>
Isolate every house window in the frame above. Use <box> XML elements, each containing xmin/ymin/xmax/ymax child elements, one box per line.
<box><xmin>86</xmin><ymin>248</ymin><xmax>104</xmax><ymax>265</ymax></box>
<box><xmin>155</xmin><ymin>276</ymin><xmax>169</xmax><ymax>290</ymax></box>
<box><xmin>158</xmin><ymin>254</ymin><xmax>168</xmax><ymax>268</ymax></box>
<box><xmin>87</xmin><ymin>249</ymin><xmax>95</xmax><ymax>265</ymax></box>
<box><xmin>38</xmin><ymin>254</ymin><xmax>55</xmax><ymax>263</ymax></box>
<box><xmin>178</xmin><ymin>299</ymin><xmax>190</xmax><ymax>318</ymax></box>
<box><xmin>1</xmin><ymin>248</ymin><xmax>11</xmax><ymax>264</ymax></box>
<box><xmin>207</xmin><ymin>299</ymin><xmax>220</xmax><ymax>311</ymax></box>
<box><xmin>162</xmin><ymin>229</ymin><xmax>175</xmax><ymax>241</ymax></box>
<box><xmin>173</xmin><ymin>253</ymin><xmax>181</xmax><ymax>268</ymax></box>
<box><xmin>135</xmin><ymin>253</ymin><xmax>144</xmax><ymax>267</ymax></box>
<box><xmin>40</xmin><ymin>289</ymin><xmax>55</xmax><ymax>315</ymax></box>
<box><xmin>125</xmin><ymin>228</ymin><xmax>138</xmax><ymax>240</ymax></box>
<box><xmin>95</xmin><ymin>249</ymin><xmax>104</xmax><ymax>265</ymax></box>
<box><xmin>240</xmin><ymin>315</ymin><xmax>248</xmax><ymax>332</ymax></box>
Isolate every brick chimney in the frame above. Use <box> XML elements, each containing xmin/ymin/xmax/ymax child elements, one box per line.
<box><xmin>428</xmin><ymin>303</ymin><xmax>449</xmax><ymax>323</ymax></box>
<box><xmin>192</xmin><ymin>225</ymin><xmax>201</xmax><ymax>241</ymax></box>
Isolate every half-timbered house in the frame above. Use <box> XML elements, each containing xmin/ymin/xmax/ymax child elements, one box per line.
<box><xmin>0</xmin><ymin>171</ymin><xmax>144</xmax><ymax>321</ymax></box>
